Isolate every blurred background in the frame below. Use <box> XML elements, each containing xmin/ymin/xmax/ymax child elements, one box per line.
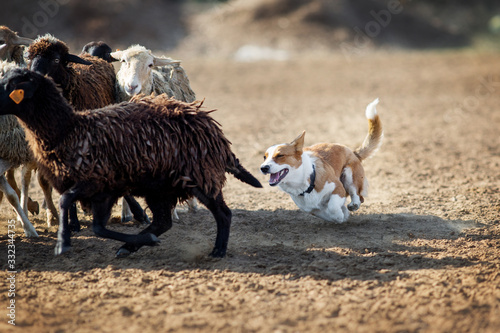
<box><xmin>2</xmin><ymin>0</ymin><xmax>500</xmax><ymax>59</ymax></box>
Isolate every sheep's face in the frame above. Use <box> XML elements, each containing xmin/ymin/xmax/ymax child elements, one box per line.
<box><xmin>112</xmin><ymin>46</ymin><xmax>180</xmax><ymax>97</ymax></box>
<box><xmin>29</xmin><ymin>52</ymin><xmax>62</xmax><ymax>77</ymax></box>
<box><xmin>115</xmin><ymin>51</ymin><xmax>153</xmax><ymax>96</ymax></box>
<box><xmin>0</xmin><ymin>68</ymin><xmax>40</xmax><ymax>115</ymax></box>
<box><xmin>26</xmin><ymin>36</ymin><xmax>92</xmax><ymax>78</ymax></box>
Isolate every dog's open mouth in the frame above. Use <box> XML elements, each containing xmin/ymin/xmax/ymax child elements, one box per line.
<box><xmin>269</xmin><ymin>168</ymin><xmax>289</xmax><ymax>186</ymax></box>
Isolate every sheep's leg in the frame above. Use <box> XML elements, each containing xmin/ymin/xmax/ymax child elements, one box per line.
<box><xmin>0</xmin><ymin>175</ymin><xmax>38</xmax><ymax>237</ymax></box>
<box><xmin>186</xmin><ymin>197</ymin><xmax>198</xmax><ymax>212</ymax></box>
<box><xmin>116</xmin><ymin>195</ymin><xmax>173</xmax><ymax>258</ymax></box>
<box><xmin>120</xmin><ymin>197</ymin><xmax>133</xmax><ymax>222</ymax></box>
<box><xmin>7</xmin><ymin>168</ymin><xmax>39</xmax><ymax>215</ymax></box>
<box><xmin>194</xmin><ymin>189</ymin><xmax>232</xmax><ymax>258</ymax></box>
<box><xmin>6</xmin><ymin>168</ymin><xmax>18</xmax><ymax>199</ymax></box>
<box><xmin>171</xmin><ymin>207</ymin><xmax>180</xmax><ymax>220</ymax></box>
<box><xmin>20</xmin><ymin>164</ymin><xmax>33</xmax><ymax>217</ymax></box>
<box><xmin>55</xmin><ymin>188</ymin><xmax>80</xmax><ymax>255</ymax></box>
<box><xmin>91</xmin><ymin>195</ymin><xmax>159</xmax><ymax>251</ymax></box>
<box><xmin>123</xmin><ymin>195</ymin><xmax>150</xmax><ymax>225</ymax></box>
<box><xmin>37</xmin><ymin>172</ymin><xmax>59</xmax><ymax>227</ymax></box>
<box><xmin>69</xmin><ymin>203</ymin><xmax>80</xmax><ymax>232</ymax></box>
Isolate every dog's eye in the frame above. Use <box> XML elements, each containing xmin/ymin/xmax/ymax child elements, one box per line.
<box><xmin>275</xmin><ymin>154</ymin><xmax>284</xmax><ymax>159</ymax></box>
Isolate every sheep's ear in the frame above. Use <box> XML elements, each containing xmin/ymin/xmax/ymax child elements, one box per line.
<box><xmin>107</xmin><ymin>53</ymin><xmax>119</xmax><ymax>62</ymax></box>
<box><xmin>0</xmin><ymin>44</ymin><xmax>6</xmax><ymax>51</ymax></box>
<box><xmin>65</xmin><ymin>53</ymin><xmax>92</xmax><ymax>65</ymax></box>
<box><xmin>109</xmin><ymin>50</ymin><xmax>123</xmax><ymax>62</ymax></box>
<box><xmin>152</xmin><ymin>56</ymin><xmax>181</xmax><ymax>67</ymax></box>
<box><xmin>9</xmin><ymin>79</ymin><xmax>38</xmax><ymax>104</ymax></box>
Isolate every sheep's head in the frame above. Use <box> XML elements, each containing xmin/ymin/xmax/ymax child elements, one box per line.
<box><xmin>81</xmin><ymin>41</ymin><xmax>117</xmax><ymax>63</ymax></box>
<box><xmin>0</xmin><ymin>68</ymin><xmax>41</xmax><ymax>115</ymax></box>
<box><xmin>111</xmin><ymin>45</ymin><xmax>180</xmax><ymax>97</ymax></box>
<box><xmin>0</xmin><ymin>26</ymin><xmax>33</xmax><ymax>62</ymax></box>
<box><xmin>26</xmin><ymin>34</ymin><xmax>91</xmax><ymax>78</ymax></box>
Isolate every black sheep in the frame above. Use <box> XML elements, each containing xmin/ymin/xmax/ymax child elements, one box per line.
<box><xmin>26</xmin><ymin>34</ymin><xmax>147</xmax><ymax>226</ymax></box>
<box><xmin>0</xmin><ymin>68</ymin><xmax>262</xmax><ymax>258</ymax></box>
<box><xmin>81</xmin><ymin>41</ymin><xmax>117</xmax><ymax>63</ymax></box>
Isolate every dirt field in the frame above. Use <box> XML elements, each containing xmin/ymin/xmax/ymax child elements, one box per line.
<box><xmin>1</xmin><ymin>50</ymin><xmax>500</xmax><ymax>332</ymax></box>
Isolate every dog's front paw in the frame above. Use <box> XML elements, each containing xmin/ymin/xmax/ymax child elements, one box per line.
<box><xmin>348</xmin><ymin>202</ymin><xmax>360</xmax><ymax>211</ymax></box>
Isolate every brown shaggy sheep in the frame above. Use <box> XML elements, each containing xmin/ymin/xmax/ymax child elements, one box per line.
<box><xmin>0</xmin><ymin>68</ymin><xmax>262</xmax><ymax>258</ymax></box>
<box><xmin>25</xmin><ymin>34</ymin><xmax>116</xmax><ymax>111</ymax></box>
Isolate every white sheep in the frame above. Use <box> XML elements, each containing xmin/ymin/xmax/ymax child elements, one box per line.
<box><xmin>0</xmin><ymin>26</ymin><xmax>40</xmax><ymax>216</ymax></box>
<box><xmin>111</xmin><ymin>45</ymin><xmax>198</xmax><ymax>218</ymax></box>
<box><xmin>111</xmin><ymin>45</ymin><xmax>196</xmax><ymax>103</ymax></box>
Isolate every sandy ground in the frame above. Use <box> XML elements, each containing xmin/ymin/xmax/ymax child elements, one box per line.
<box><xmin>1</xmin><ymin>50</ymin><xmax>500</xmax><ymax>332</ymax></box>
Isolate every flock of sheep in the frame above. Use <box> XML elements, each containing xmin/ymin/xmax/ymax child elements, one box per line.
<box><xmin>0</xmin><ymin>26</ymin><xmax>262</xmax><ymax>258</ymax></box>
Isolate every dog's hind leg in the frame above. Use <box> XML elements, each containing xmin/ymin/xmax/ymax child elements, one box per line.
<box><xmin>341</xmin><ymin>166</ymin><xmax>362</xmax><ymax>211</ymax></box>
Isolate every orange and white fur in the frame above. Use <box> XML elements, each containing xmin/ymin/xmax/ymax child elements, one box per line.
<box><xmin>260</xmin><ymin>98</ymin><xmax>383</xmax><ymax>223</ymax></box>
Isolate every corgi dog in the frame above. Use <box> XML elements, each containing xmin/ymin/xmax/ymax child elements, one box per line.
<box><xmin>260</xmin><ymin>98</ymin><xmax>383</xmax><ymax>223</ymax></box>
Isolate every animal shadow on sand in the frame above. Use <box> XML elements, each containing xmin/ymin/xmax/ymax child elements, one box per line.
<box><xmin>0</xmin><ymin>208</ymin><xmax>486</xmax><ymax>283</ymax></box>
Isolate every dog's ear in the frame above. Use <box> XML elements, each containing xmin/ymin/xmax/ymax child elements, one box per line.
<box><xmin>291</xmin><ymin>131</ymin><xmax>305</xmax><ymax>153</ymax></box>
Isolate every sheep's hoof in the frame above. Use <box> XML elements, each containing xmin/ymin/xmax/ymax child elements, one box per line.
<box><xmin>140</xmin><ymin>214</ymin><xmax>151</xmax><ymax>225</ymax></box>
<box><xmin>28</xmin><ymin>199</ymin><xmax>39</xmax><ymax>215</ymax></box>
<box><xmin>54</xmin><ymin>242</ymin><xmax>71</xmax><ymax>255</ymax></box>
<box><xmin>121</xmin><ymin>214</ymin><xmax>133</xmax><ymax>223</ymax></box>
<box><xmin>115</xmin><ymin>247</ymin><xmax>132</xmax><ymax>258</ymax></box>
<box><xmin>132</xmin><ymin>213</ymin><xmax>151</xmax><ymax>225</ymax></box>
<box><xmin>145</xmin><ymin>234</ymin><xmax>160</xmax><ymax>246</ymax></box>
<box><xmin>209</xmin><ymin>247</ymin><xmax>226</xmax><ymax>258</ymax></box>
<box><xmin>115</xmin><ymin>234</ymin><xmax>160</xmax><ymax>258</ymax></box>
<box><xmin>69</xmin><ymin>222</ymin><xmax>81</xmax><ymax>232</ymax></box>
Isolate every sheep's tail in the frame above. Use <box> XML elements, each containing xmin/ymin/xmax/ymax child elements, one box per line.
<box><xmin>354</xmin><ymin>98</ymin><xmax>384</xmax><ymax>161</ymax></box>
<box><xmin>227</xmin><ymin>157</ymin><xmax>263</xmax><ymax>188</ymax></box>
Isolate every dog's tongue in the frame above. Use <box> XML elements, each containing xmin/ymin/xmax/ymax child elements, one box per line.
<box><xmin>269</xmin><ymin>172</ymin><xmax>280</xmax><ymax>186</ymax></box>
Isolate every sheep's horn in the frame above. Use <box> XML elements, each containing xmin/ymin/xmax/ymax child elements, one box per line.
<box><xmin>0</xmin><ymin>44</ymin><xmax>6</xmax><ymax>51</ymax></box>
<box><xmin>65</xmin><ymin>53</ymin><xmax>92</xmax><ymax>65</ymax></box>
<box><xmin>11</xmin><ymin>36</ymin><xmax>34</xmax><ymax>46</ymax></box>
<box><xmin>153</xmin><ymin>56</ymin><xmax>181</xmax><ymax>67</ymax></box>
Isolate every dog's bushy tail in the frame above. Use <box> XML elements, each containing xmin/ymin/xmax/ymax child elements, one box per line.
<box><xmin>227</xmin><ymin>157</ymin><xmax>263</xmax><ymax>188</ymax></box>
<box><xmin>355</xmin><ymin>98</ymin><xmax>383</xmax><ymax>161</ymax></box>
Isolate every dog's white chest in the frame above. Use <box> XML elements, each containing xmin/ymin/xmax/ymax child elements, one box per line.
<box><xmin>289</xmin><ymin>182</ymin><xmax>336</xmax><ymax>212</ymax></box>
<box><xmin>287</xmin><ymin>182</ymin><xmax>349</xmax><ymax>223</ymax></box>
